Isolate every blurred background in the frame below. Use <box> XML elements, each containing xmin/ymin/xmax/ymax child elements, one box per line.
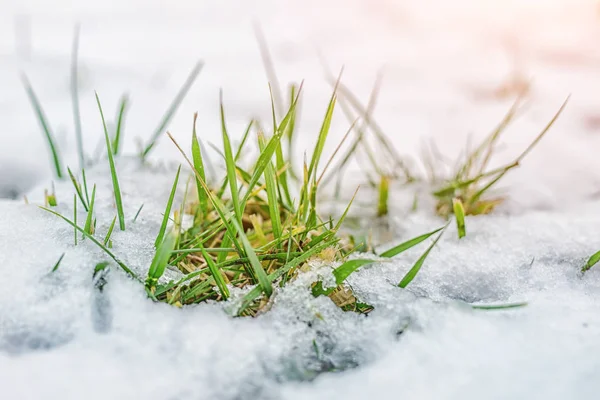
<box><xmin>1</xmin><ymin>0</ymin><xmax>599</xmax><ymax>210</ymax></box>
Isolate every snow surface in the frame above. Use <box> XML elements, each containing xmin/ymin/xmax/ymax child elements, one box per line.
<box><xmin>2</xmin><ymin>0</ymin><xmax>600</xmax><ymax>399</ymax></box>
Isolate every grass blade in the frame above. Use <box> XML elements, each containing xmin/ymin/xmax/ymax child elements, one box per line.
<box><xmin>21</xmin><ymin>73</ymin><xmax>64</xmax><ymax>179</ymax></box>
<box><xmin>155</xmin><ymin>166</ymin><xmax>181</xmax><ymax>248</ymax></box>
<box><xmin>471</xmin><ymin>302</ymin><xmax>527</xmax><ymax>310</ymax></box>
<box><xmin>398</xmin><ymin>227</ymin><xmax>446</xmax><ymax>288</ymax></box>
<box><xmin>198</xmin><ymin>244</ymin><xmax>230</xmax><ymax>300</ymax></box>
<box><xmin>332</xmin><ymin>259</ymin><xmax>377</xmax><ymax>285</ymax></box>
<box><xmin>453</xmin><ymin>198</ymin><xmax>466</xmax><ymax>239</ymax></box>
<box><xmin>377</xmin><ymin>175</ymin><xmax>389</xmax><ymax>217</ymax></box>
<box><xmin>84</xmin><ymin>185</ymin><xmax>96</xmax><ymax>236</ymax></box>
<box><xmin>133</xmin><ymin>204</ymin><xmax>144</xmax><ymax>223</ymax></box>
<box><xmin>191</xmin><ymin>113</ymin><xmax>208</xmax><ymax>216</ymax></box>
<box><xmin>51</xmin><ymin>253</ymin><xmax>66</xmax><ymax>273</ymax></box>
<box><xmin>104</xmin><ymin>216</ymin><xmax>117</xmax><ymax>246</ymax></box>
<box><xmin>380</xmin><ymin>225</ymin><xmax>445</xmax><ymax>258</ymax></box>
<box><xmin>96</xmin><ymin>92</ymin><xmax>126</xmax><ymax>231</ymax></box>
<box><xmin>258</xmin><ymin>133</ymin><xmax>282</xmax><ymax>243</ymax></box>
<box><xmin>583</xmin><ymin>250</ymin><xmax>600</xmax><ymax>273</ymax></box>
<box><xmin>113</xmin><ymin>94</ymin><xmax>128</xmax><ymax>156</ymax></box>
<box><xmin>147</xmin><ymin>228</ymin><xmax>179</xmax><ymax>290</ymax></box>
<box><xmin>67</xmin><ymin>167</ymin><xmax>89</xmax><ymax>211</ymax></box>
<box><xmin>220</xmin><ymin>92</ymin><xmax>243</xmax><ymax>225</ymax></box>
<box><xmin>141</xmin><ymin>60</ymin><xmax>204</xmax><ymax>158</ymax></box>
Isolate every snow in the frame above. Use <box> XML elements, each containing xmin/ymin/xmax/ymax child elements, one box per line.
<box><xmin>2</xmin><ymin>0</ymin><xmax>600</xmax><ymax>399</ymax></box>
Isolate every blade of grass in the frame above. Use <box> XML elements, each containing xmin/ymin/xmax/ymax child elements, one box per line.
<box><xmin>453</xmin><ymin>198</ymin><xmax>466</xmax><ymax>239</ymax></box>
<box><xmin>155</xmin><ymin>166</ymin><xmax>181</xmax><ymax>248</ymax></box>
<box><xmin>191</xmin><ymin>113</ymin><xmax>208</xmax><ymax>216</ymax></box>
<box><xmin>84</xmin><ymin>185</ymin><xmax>96</xmax><ymax>236</ymax></box>
<box><xmin>141</xmin><ymin>60</ymin><xmax>204</xmax><ymax>158</ymax></box>
<box><xmin>258</xmin><ymin>132</ymin><xmax>282</xmax><ymax>244</ymax></box>
<box><xmin>398</xmin><ymin>226</ymin><xmax>446</xmax><ymax>288</ymax></box>
<box><xmin>332</xmin><ymin>259</ymin><xmax>377</xmax><ymax>284</ymax></box>
<box><xmin>96</xmin><ymin>92</ymin><xmax>126</xmax><ymax>231</ymax></box>
<box><xmin>380</xmin><ymin>225</ymin><xmax>446</xmax><ymax>258</ymax></box>
<box><xmin>471</xmin><ymin>302</ymin><xmax>527</xmax><ymax>310</ymax></box>
<box><xmin>583</xmin><ymin>250</ymin><xmax>600</xmax><ymax>273</ymax></box>
<box><xmin>113</xmin><ymin>94</ymin><xmax>128</xmax><ymax>155</ymax></box>
<box><xmin>147</xmin><ymin>227</ymin><xmax>179</xmax><ymax>290</ymax></box>
<box><xmin>377</xmin><ymin>175</ymin><xmax>389</xmax><ymax>217</ymax></box>
<box><xmin>51</xmin><ymin>253</ymin><xmax>66</xmax><ymax>273</ymax></box>
<box><xmin>21</xmin><ymin>73</ymin><xmax>64</xmax><ymax>178</ymax></box>
<box><xmin>133</xmin><ymin>204</ymin><xmax>144</xmax><ymax>223</ymax></box>
<box><xmin>198</xmin><ymin>244</ymin><xmax>230</xmax><ymax>300</ymax></box>
<box><xmin>67</xmin><ymin>167</ymin><xmax>89</xmax><ymax>211</ymax></box>
<box><xmin>104</xmin><ymin>216</ymin><xmax>117</xmax><ymax>246</ymax></box>
<box><xmin>220</xmin><ymin>92</ymin><xmax>243</xmax><ymax>225</ymax></box>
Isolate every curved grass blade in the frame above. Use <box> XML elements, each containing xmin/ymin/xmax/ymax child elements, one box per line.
<box><xmin>155</xmin><ymin>166</ymin><xmax>181</xmax><ymax>248</ymax></box>
<box><xmin>398</xmin><ymin>227</ymin><xmax>446</xmax><ymax>288</ymax></box>
<box><xmin>142</xmin><ymin>60</ymin><xmax>204</xmax><ymax>158</ymax></box>
<box><xmin>380</xmin><ymin>225</ymin><xmax>445</xmax><ymax>258</ymax></box>
<box><xmin>96</xmin><ymin>92</ymin><xmax>125</xmax><ymax>231</ymax></box>
<box><xmin>21</xmin><ymin>73</ymin><xmax>64</xmax><ymax>179</ymax></box>
<box><xmin>471</xmin><ymin>302</ymin><xmax>527</xmax><ymax>310</ymax></box>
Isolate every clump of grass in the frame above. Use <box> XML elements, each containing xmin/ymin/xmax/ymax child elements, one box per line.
<box><xmin>41</xmin><ymin>79</ymin><xmax>445</xmax><ymax>317</ymax></box>
<box><xmin>432</xmin><ymin>97</ymin><xmax>569</xmax><ymax>237</ymax></box>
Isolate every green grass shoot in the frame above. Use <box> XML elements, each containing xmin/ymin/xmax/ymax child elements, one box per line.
<box><xmin>21</xmin><ymin>73</ymin><xmax>64</xmax><ymax>179</ymax></box>
<box><xmin>471</xmin><ymin>302</ymin><xmax>527</xmax><ymax>310</ymax></box>
<box><xmin>155</xmin><ymin>166</ymin><xmax>181</xmax><ymax>248</ymax></box>
<box><xmin>141</xmin><ymin>61</ymin><xmax>204</xmax><ymax>159</ymax></box>
<box><xmin>453</xmin><ymin>198</ymin><xmax>466</xmax><ymax>239</ymax></box>
<box><xmin>398</xmin><ymin>225</ymin><xmax>447</xmax><ymax>288</ymax></box>
<box><xmin>133</xmin><ymin>204</ymin><xmax>144</xmax><ymax>223</ymax></box>
<box><xmin>191</xmin><ymin>113</ymin><xmax>208</xmax><ymax>217</ymax></box>
<box><xmin>104</xmin><ymin>216</ymin><xmax>117</xmax><ymax>247</ymax></box>
<box><xmin>112</xmin><ymin>94</ymin><xmax>128</xmax><ymax>156</ymax></box>
<box><xmin>51</xmin><ymin>253</ymin><xmax>66</xmax><ymax>273</ymax></box>
<box><xmin>67</xmin><ymin>167</ymin><xmax>89</xmax><ymax>211</ymax></box>
<box><xmin>95</xmin><ymin>92</ymin><xmax>126</xmax><ymax>231</ymax></box>
<box><xmin>84</xmin><ymin>185</ymin><xmax>96</xmax><ymax>236</ymax></box>
<box><xmin>377</xmin><ymin>175</ymin><xmax>389</xmax><ymax>217</ymax></box>
<box><xmin>583</xmin><ymin>250</ymin><xmax>600</xmax><ymax>273</ymax></box>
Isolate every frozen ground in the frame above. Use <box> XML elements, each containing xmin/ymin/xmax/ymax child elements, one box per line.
<box><xmin>2</xmin><ymin>0</ymin><xmax>600</xmax><ymax>399</ymax></box>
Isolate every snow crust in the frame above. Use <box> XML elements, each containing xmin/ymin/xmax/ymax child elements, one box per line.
<box><xmin>2</xmin><ymin>0</ymin><xmax>600</xmax><ymax>399</ymax></box>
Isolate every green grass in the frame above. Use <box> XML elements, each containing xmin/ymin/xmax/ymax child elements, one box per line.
<box><xmin>112</xmin><ymin>95</ymin><xmax>129</xmax><ymax>156</ymax></box>
<box><xmin>21</xmin><ymin>73</ymin><xmax>65</xmax><ymax>179</ymax></box>
<box><xmin>96</xmin><ymin>92</ymin><xmax>126</xmax><ymax>231</ymax></box>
